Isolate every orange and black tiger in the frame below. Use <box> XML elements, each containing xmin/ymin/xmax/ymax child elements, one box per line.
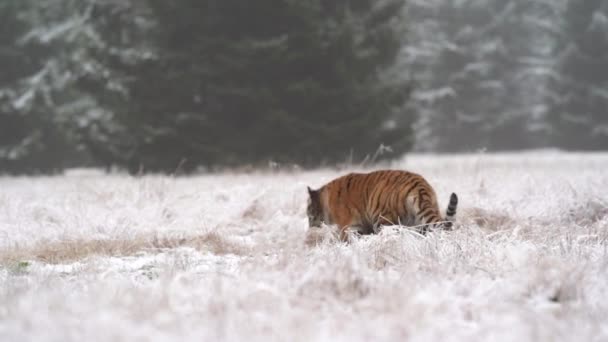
<box><xmin>306</xmin><ymin>170</ymin><xmax>458</xmax><ymax>240</ymax></box>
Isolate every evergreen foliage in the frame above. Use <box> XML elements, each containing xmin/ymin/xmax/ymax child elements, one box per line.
<box><xmin>123</xmin><ymin>0</ymin><xmax>412</xmax><ymax>171</ymax></box>
<box><xmin>549</xmin><ymin>0</ymin><xmax>608</xmax><ymax>150</ymax></box>
<box><xmin>0</xmin><ymin>0</ymin><xmax>412</xmax><ymax>173</ymax></box>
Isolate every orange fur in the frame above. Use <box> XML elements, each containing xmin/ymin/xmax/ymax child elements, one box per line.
<box><xmin>307</xmin><ymin>170</ymin><xmax>458</xmax><ymax>241</ymax></box>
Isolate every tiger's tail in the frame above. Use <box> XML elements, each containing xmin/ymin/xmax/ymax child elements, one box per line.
<box><xmin>443</xmin><ymin>193</ymin><xmax>458</xmax><ymax>229</ymax></box>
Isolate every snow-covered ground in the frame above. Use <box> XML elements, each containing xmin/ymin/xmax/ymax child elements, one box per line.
<box><xmin>1</xmin><ymin>151</ymin><xmax>607</xmax><ymax>342</ymax></box>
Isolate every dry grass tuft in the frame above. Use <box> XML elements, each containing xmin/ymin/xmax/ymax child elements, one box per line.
<box><xmin>304</xmin><ymin>225</ymin><xmax>340</xmax><ymax>247</ymax></box>
<box><xmin>242</xmin><ymin>198</ymin><xmax>265</xmax><ymax>220</ymax></box>
<box><xmin>0</xmin><ymin>231</ymin><xmax>246</xmax><ymax>265</ymax></box>
<box><xmin>566</xmin><ymin>198</ymin><xmax>608</xmax><ymax>225</ymax></box>
<box><xmin>460</xmin><ymin>206</ymin><xmax>516</xmax><ymax>231</ymax></box>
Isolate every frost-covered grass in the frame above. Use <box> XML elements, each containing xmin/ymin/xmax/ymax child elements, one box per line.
<box><xmin>1</xmin><ymin>151</ymin><xmax>607</xmax><ymax>342</ymax></box>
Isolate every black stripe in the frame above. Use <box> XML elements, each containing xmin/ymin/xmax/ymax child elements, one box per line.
<box><xmin>388</xmin><ymin>172</ymin><xmax>401</xmax><ymax>186</ymax></box>
<box><xmin>420</xmin><ymin>198</ymin><xmax>430</xmax><ymax>206</ymax></box>
<box><xmin>367</xmin><ymin>172</ymin><xmax>379</xmax><ymax>186</ymax></box>
<box><xmin>403</xmin><ymin>180</ymin><xmax>422</xmax><ymax>201</ymax></box>
<box><xmin>355</xmin><ymin>175</ymin><xmax>365</xmax><ymax>193</ymax></box>
<box><xmin>401</xmin><ymin>181</ymin><xmax>419</xmax><ymax>204</ymax></box>
<box><xmin>418</xmin><ymin>207</ymin><xmax>434</xmax><ymax>218</ymax></box>
<box><xmin>427</xmin><ymin>214</ymin><xmax>439</xmax><ymax>223</ymax></box>
<box><xmin>394</xmin><ymin>174</ymin><xmax>413</xmax><ymax>190</ymax></box>
<box><xmin>372</xmin><ymin>184</ymin><xmax>384</xmax><ymax>211</ymax></box>
<box><xmin>412</xmin><ymin>196</ymin><xmax>419</xmax><ymax>207</ymax></box>
<box><xmin>418</xmin><ymin>189</ymin><xmax>428</xmax><ymax>202</ymax></box>
<box><xmin>368</xmin><ymin>185</ymin><xmax>383</xmax><ymax>213</ymax></box>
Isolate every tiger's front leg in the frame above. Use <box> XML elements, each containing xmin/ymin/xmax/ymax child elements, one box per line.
<box><xmin>339</xmin><ymin>223</ymin><xmax>373</xmax><ymax>242</ymax></box>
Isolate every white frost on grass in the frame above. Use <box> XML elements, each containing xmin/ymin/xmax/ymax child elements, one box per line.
<box><xmin>0</xmin><ymin>151</ymin><xmax>607</xmax><ymax>341</ymax></box>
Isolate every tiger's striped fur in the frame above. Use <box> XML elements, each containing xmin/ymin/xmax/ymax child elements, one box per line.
<box><xmin>307</xmin><ymin>170</ymin><xmax>458</xmax><ymax>241</ymax></box>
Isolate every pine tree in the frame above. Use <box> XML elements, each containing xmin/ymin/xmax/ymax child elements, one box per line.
<box><xmin>549</xmin><ymin>0</ymin><xmax>608</xmax><ymax>150</ymax></box>
<box><xmin>404</xmin><ymin>0</ymin><xmax>565</xmax><ymax>152</ymax></box>
<box><xmin>2</xmin><ymin>0</ymin><xmax>413</xmax><ymax>173</ymax></box>
<box><xmin>0</xmin><ymin>1</ymin><xmax>75</xmax><ymax>173</ymax></box>
<box><xmin>121</xmin><ymin>0</ymin><xmax>413</xmax><ymax>171</ymax></box>
<box><xmin>1</xmin><ymin>0</ymin><xmax>155</xmax><ymax>171</ymax></box>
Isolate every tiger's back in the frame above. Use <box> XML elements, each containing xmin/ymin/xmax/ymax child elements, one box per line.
<box><xmin>307</xmin><ymin>170</ymin><xmax>458</xmax><ymax>240</ymax></box>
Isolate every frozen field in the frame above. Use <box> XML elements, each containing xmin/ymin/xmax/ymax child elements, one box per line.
<box><xmin>1</xmin><ymin>151</ymin><xmax>607</xmax><ymax>341</ymax></box>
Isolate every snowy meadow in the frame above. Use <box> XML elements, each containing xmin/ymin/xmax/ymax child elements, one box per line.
<box><xmin>1</xmin><ymin>152</ymin><xmax>607</xmax><ymax>341</ymax></box>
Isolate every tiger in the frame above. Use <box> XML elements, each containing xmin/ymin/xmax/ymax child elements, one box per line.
<box><xmin>306</xmin><ymin>170</ymin><xmax>458</xmax><ymax>241</ymax></box>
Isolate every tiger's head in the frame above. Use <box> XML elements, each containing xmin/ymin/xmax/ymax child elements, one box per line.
<box><xmin>307</xmin><ymin>186</ymin><xmax>323</xmax><ymax>228</ymax></box>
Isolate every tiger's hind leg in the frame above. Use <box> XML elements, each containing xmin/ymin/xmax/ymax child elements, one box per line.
<box><xmin>356</xmin><ymin>223</ymin><xmax>376</xmax><ymax>235</ymax></box>
<box><xmin>395</xmin><ymin>214</ymin><xmax>418</xmax><ymax>234</ymax></box>
<box><xmin>406</xmin><ymin>196</ymin><xmax>442</xmax><ymax>235</ymax></box>
<box><xmin>416</xmin><ymin>208</ymin><xmax>443</xmax><ymax>234</ymax></box>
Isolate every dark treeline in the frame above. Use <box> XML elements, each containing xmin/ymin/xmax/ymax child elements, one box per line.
<box><xmin>0</xmin><ymin>0</ymin><xmax>413</xmax><ymax>173</ymax></box>
<box><xmin>404</xmin><ymin>0</ymin><xmax>608</xmax><ymax>152</ymax></box>
<box><xmin>0</xmin><ymin>0</ymin><xmax>607</xmax><ymax>174</ymax></box>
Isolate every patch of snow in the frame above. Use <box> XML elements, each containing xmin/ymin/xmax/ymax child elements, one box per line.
<box><xmin>0</xmin><ymin>152</ymin><xmax>607</xmax><ymax>341</ymax></box>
